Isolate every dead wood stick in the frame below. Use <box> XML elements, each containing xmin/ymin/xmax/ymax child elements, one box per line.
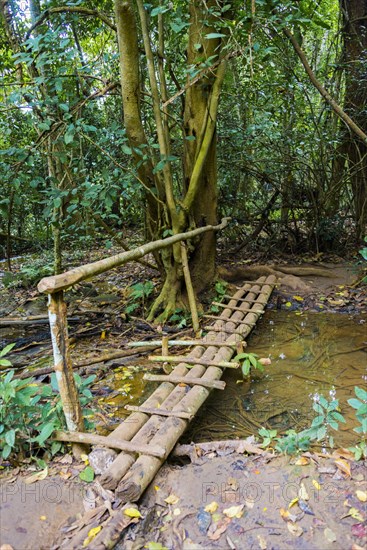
<box><xmin>148</xmin><ymin>355</ymin><xmax>239</xmax><ymax>368</ymax></box>
<box><xmin>144</xmin><ymin>373</ymin><xmax>226</xmax><ymax>390</ymax></box>
<box><xmin>54</xmin><ymin>430</ymin><xmax>166</xmax><ymax>458</ymax></box>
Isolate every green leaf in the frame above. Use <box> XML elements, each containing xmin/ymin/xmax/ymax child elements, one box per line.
<box><xmin>2</xmin><ymin>444</ymin><xmax>11</xmax><ymax>459</ymax></box>
<box><xmin>36</xmin><ymin>422</ymin><xmax>55</xmax><ymax>445</ymax></box>
<box><xmin>79</xmin><ymin>465</ymin><xmax>95</xmax><ymax>482</ymax></box>
<box><xmin>5</xmin><ymin>429</ymin><xmax>15</xmax><ymax>448</ymax></box>
<box><xmin>0</xmin><ymin>343</ymin><xmax>15</xmax><ymax>357</ymax></box>
<box><xmin>355</xmin><ymin>386</ymin><xmax>367</xmax><ymax>401</ymax></box>
<box><xmin>64</xmin><ymin>132</ymin><xmax>74</xmax><ymax>145</ymax></box>
<box><xmin>329</xmin><ymin>411</ymin><xmax>346</xmax><ymax>423</ymax></box>
<box><xmin>318</xmin><ymin>395</ymin><xmax>328</xmax><ymax>409</ymax></box>
<box><xmin>151</xmin><ymin>5</ymin><xmax>170</xmax><ymax>16</ymax></box>
<box><xmin>205</xmin><ymin>32</ymin><xmax>226</xmax><ymax>39</ymax></box>
<box><xmin>0</xmin><ymin>359</ymin><xmax>12</xmax><ymax>367</ymax></box>
<box><xmin>121</xmin><ymin>144</ymin><xmax>132</xmax><ymax>155</ymax></box>
<box><xmin>348</xmin><ymin>398</ymin><xmax>362</xmax><ymax>410</ymax></box>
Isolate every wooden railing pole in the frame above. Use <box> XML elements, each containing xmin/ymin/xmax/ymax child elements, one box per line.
<box><xmin>181</xmin><ymin>242</ymin><xmax>200</xmax><ymax>335</ymax></box>
<box><xmin>48</xmin><ymin>291</ymin><xmax>88</xmax><ymax>458</ymax></box>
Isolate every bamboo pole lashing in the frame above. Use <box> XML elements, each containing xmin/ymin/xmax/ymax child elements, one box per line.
<box><xmin>144</xmin><ymin>373</ymin><xmax>226</xmax><ymax>390</ymax></box>
<box><xmin>125</xmin><ymin>405</ymin><xmax>194</xmax><ymax>420</ymax></box>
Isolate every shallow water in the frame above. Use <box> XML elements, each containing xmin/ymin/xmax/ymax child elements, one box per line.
<box><xmin>183</xmin><ymin>311</ymin><xmax>367</xmax><ymax>447</ymax></box>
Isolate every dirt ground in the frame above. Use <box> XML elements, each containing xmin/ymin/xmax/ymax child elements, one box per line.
<box><xmin>0</xmin><ymin>476</ymin><xmax>85</xmax><ymax>549</ymax></box>
<box><xmin>0</xmin><ymin>256</ymin><xmax>366</xmax><ymax>549</ymax></box>
<box><xmin>117</xmin><ymin>451</ymin><xmax>367</xmax><ymax>550</ymax></box>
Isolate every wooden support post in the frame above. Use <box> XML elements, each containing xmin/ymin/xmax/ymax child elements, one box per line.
<box><xmin>161</xmin><ymin>335</ymin><xmax>169</xmax><ymax>356</ymax></box>
<box><xmin>181</xmin><ymin>242</ymin><xmax>200</xmax><ymax>335</ymax></box>
<box><xmin>144</xmin><ymin>373</ymin><xmax>226</xmax><ymax>390</ymax></box>
<box><xmin>148</xmin><ymin>355</ymin><xmax>239</xmax><ymax>369</ymax></box>
<box><xmin>48</xmin><ymin>292</ymin><xmax>88</xmax><ymax>458</ymax></box>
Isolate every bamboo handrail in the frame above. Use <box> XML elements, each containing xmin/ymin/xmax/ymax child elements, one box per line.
<box><xmin>38</xmin><ymin>218</ymin><xmax>230</xmax><ymax>294</ymax></box>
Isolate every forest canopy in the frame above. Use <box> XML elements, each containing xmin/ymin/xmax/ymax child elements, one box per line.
<box><xmin>0</xmin><ymin>0</ymin><xmax>366</xmax><ymax>317</ymax></box>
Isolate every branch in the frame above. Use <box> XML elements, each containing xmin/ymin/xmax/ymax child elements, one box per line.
<box><xmin>182</xmin><ymin>59</ymin><xmax>227</xmax><ymax>213</ymax></box>
<box><xmin>26</xmin><ymin>6</ymin><xmax>116</xmax><ymax>39</ymax></box>
<box><xmin>283</xmin><ymin>27</ymin><xmax>367</xmax><ymax>144</ymax></box>
<box><xmin>37</xmin><ymin>218</ymin><xmax>230</xmax><ymax>294</ymax></box>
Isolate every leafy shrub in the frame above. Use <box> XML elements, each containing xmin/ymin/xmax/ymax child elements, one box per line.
<box><xmin>0</xmin><ymin>345</ymin><xmax>96</xmax><ymax>460</ymax></box>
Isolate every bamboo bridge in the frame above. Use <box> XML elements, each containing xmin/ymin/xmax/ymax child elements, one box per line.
<box><xmin>36</xmin><ymin>220</ymin><xmax>276</xmax><ymax>548</ymax></box>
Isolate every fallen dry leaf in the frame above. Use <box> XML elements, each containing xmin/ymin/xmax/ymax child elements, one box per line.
<box><xmin>59</xmin><ymin>471</ymin><xmax>72</xmax><ymax>480</ymax></box>
<box><xmin>352</xmin><ymin>544</ymin><xmax>365</xmax><ymax>550</ymax></box>
<box><xmin>24</xmin><ymin>467</ymin><xmax>48</xmax><ymax>484</ymax></box>
<box><xmin>280</xmin><ymin>508</ymin><xmax>298</xmax><ymax>522</ymax></box>
<box><xmin>324</xmin><ymin>527</ymin><xmax>337</xmax><ymax>543</ymax></box>
<box><xmin>288</xmin><ymin>497</ymin><xmax>299</xmax><ymax>509</ymax></box>
<box><xmin>223</xmin><ymin>504</ymin><xmax>244</xmax><ymax>518</ymax></box>
<box><xmin>207</xmin><ymin>517</ymin><xmax>231</xmax><ymax>541</ymax></box>
<box><xmin>295</xmin><ymin>456</ymin><xmax>310</xmax><ymax>466</ymax></box>
<box><xmin>258</xmin><ymin>534</ymin><xmax>267</xmax><ymax>549</ymax></box>
<box><xmin>312</xmin><ymin>479</ymin><xmax>321</xmax><ymax>491</ymax></box>
<box><xmin>227</xmin><ymin>477</ymin><xmax>239</xmax><ymax>490</ymax></box>
<box><xmin>356</xmin><ymin>490</ymin><xmax>367</xmax><ymax>503</ymax></box>
<box><xmin>123</xmin><ymin>508</ymin><xmax>142</xmax><ymax>518</ymax></box>
<box><xmin>299</xmin><ymin>483</ymin><xmax>309</xmax><ymax>501</ymax></box>
<box><xmin>351</xmin><ymin>523</ymin><xmax>367</xmax><ymax>538</ymax></box>
<box><xmin>259</xmin><ymin>357</ymin><xmax>271</xmax><ymax>365</ymax></box>
<box><xmin>287</xmin><ymin>522</ymin><xmax>303</xmax><ymax>537</ymax></box>
<box><xmin>204</xmin><ymin>501</ymin><xmax>218</xmax><ymax>514</ymax></box>
<box><xmin>342</xmin><ymin>507</ymin><xmax>364</xmax><ymax>522</ymax></box>
<box><xmin>334</xmin><ymin>458</ymin><xmax>351</xmax><ymax>477</ymax></box>
<box><xmin>82</xmin><ymin>526</ymin><xmax>102</xmax><ymax>547</ymax></box>
<box><xmin>164</xmin><ymin>494</ymin><xmax>180</xmax><ymax>505</ymax></box>
<box><xmin>332</xmin><ymin>448</ymin><xmax>355</xmax><ymax>460</ymax></box>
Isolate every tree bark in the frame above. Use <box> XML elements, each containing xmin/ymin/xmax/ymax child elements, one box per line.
<box><xmin>339</xmin><ymin>0</ymin><xmax>367</xmax><ymax>240</ymax></box>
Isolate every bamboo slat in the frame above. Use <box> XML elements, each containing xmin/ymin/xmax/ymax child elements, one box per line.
<box><xmin>144</xmin><ymin>373</ymin><xmax>226</xmax><ymax>390</ymax></box>
<box><xmin>125</xmin><ymin>405</ymin><xmax>193</xmax><ymax>420</ymax></box>
<box><xmin>148</xmin><ymin>355</ymin><xmax>239</xmax><ymax>368</ymax></box>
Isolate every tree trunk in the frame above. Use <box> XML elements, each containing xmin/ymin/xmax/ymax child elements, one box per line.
<box><xmin>340</xmin><ymin>0</ymin><xmax>367</xmax><ymax>240</ymax></box>
<box><xmin>114</xmin><ymin>0</ymin><xmax>227</xmax><ymax>320</ymax></box>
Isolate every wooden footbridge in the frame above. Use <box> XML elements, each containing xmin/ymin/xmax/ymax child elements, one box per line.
<box><xmin>37</xmin><ymin>220</ymin><xmax>276</xmax><ymax>548</ymax></box>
